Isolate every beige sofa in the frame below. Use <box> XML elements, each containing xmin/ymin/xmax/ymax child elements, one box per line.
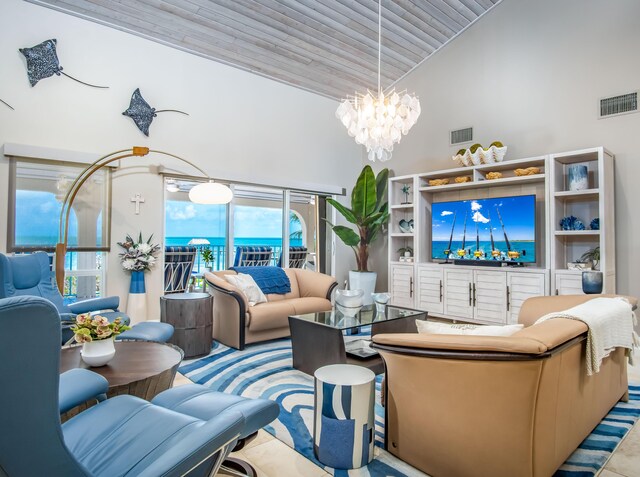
<box><xmin>372</xmin><ymin>294</ymin><xmax>637</xmax><ymax>477</ymax></box>
<box><xmin>205</xmin><ymin>269</ymin><xmax>337</xmax><ymax>349</ymax></box>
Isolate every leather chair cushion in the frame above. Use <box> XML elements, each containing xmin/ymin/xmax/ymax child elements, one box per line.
<box><xmin>151</xmin><ymin>384</ymin><xmax>280</xmax><ymax>440</ymax></box>
<box><xmin>247</xmin><ymin>301</ymin><xmax>296</xmax><ymax>331</ymax></box>
<box><xmin>286</xmin><ymin>297</ymin><xmax>332</xmax><ymax>315</ymax></box>
<box><xmin>119</xmin><ymin>321</ymin><xmax>174</xmax><ymax>342</ymax></box>
<box><xmin>63</xmin><ymin>395</ymin><xmax>203</xmax><ymax>477</ymax></box>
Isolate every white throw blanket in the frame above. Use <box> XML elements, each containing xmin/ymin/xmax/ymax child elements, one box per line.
<box><xmin>535</xmin><ymin>297</ymin><xmax>638</xmax><ymax>375</ymax></box>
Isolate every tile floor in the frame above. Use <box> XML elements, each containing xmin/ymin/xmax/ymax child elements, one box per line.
<box><xmin>173</xmin><ymin>357</ymin><xmax>640</xmax><ymax>477</ymax></box>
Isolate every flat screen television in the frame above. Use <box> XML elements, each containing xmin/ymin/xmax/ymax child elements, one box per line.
<box><xmin>431</xmin><ymin>194</ymin><xmax>536</xmax><ymax>263</ymax></box>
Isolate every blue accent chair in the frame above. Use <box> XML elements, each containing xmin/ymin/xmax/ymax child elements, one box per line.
<box><xmin>0</xmin><ymin>296</ymin><xmax>280</xmax><ymax>477</ymax></box>
<box><xmin>0</xmin><ymin>252</ymin><xmax>173</xmax><ymax>343</ymax></box>
<box><xmin>277</xmin><ymin>246</ymin><xmax>308</xmax><ymax>268</ymax></box>
<box><xmin>233</xmin><ymin>246</ymin><xmax>273</xmax><ymax>267</ymax></box>
<box><xmin>164</xmin><ymin>246</ymin><xmax>197</xmax><ymax>293</ymax></box>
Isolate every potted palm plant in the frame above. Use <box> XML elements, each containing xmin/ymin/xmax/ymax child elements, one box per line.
<box><xmin>327</xmin><ymin>165</ymin><xmax>389</xmax><ymax>305</ymax></box>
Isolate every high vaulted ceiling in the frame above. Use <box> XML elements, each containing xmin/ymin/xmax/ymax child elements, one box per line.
<box><xmin>28</xmin><ymin>0</ymin><xmax>501</xmax><ymax>99</ymax></box>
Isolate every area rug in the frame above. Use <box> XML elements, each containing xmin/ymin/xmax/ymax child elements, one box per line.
<box><xmin>179</xmin><ymin>339</ymin><xmax>640</xmax><ymax>477</ymax></box>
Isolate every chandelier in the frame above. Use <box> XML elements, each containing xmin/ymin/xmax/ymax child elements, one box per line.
<box><xmin>335</xmin><ymin>0</ymin><xmax>420</xmax><ymax>162</ymax></box>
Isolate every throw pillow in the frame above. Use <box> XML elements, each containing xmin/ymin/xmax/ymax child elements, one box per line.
<box><xmin>416</xmin><ymin>320</ymin><xmax>523</xmax><ymax>337</ymax></box>
<box><xmin>223</xmin><ymin>273</ymin><xmax>268</xmax><ymax>306</ymax></box>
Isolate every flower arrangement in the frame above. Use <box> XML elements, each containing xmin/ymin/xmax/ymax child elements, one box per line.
<box><xmin>71</xmin><ymin>314</ymin><xmax>130</xmax><ymax>343</ymax></box>
<box><xmin>117</xmin><ymin>233</ymin><xmax>161</xmax><ymax>272</ymax></box>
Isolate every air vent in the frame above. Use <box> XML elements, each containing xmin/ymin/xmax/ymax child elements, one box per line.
<box><xmin>599</xmin><ymin>91</ymin><xmax>638</xmax><ymax>118</ymax></box>
<box><xmin>450</xmin><ymin>127</ymin><xmax>473</xmax><ymax>145</ymax></box>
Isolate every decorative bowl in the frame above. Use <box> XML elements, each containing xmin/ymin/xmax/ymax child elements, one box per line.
<box><xmin>399</xmin><ymin>219</ymin><xmax>411</xmax><ymax>233</ymax></box>
<box><xmin>371</xmin><ymin>292</ymin><xmax>390</xmax><ymax>305</ymax></box>
<box><xmin>428</xmin><ymin>178</ymin><xmax>450</xmax><ymax>186</ymax></box>
<box><xmin>514</xmin><ymin>167</ymin><xmax>541</xmax><ymax>176</ymax></box>
<box><xmin>452</xmin><ymin>145</ymin><xmax>507</xmax><ymax>166</ymax></box>
<box><xmin>335</xmin><ymin>289</ymin><xmax>364</xmax><ymax>317</ymax></box>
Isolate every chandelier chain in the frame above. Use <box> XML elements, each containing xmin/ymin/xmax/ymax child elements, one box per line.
<box><xmin>378</xmin><ymin>0</ymin><xmax>381</xmax><ymax>94</ymax></box>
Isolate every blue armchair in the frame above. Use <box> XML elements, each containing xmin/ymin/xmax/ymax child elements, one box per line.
<box><xmin>0</xmin><ymin>252</ymin><xmax>173</xmax><ymax>343</ymax></box>
<box><xmin>0</xmin><ymin>296</ymin><xmax>280</xmax><ymax>477</ymax></box>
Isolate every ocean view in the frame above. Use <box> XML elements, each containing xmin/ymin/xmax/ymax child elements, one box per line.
<box><xmin>432</xmin><ymin>240</ymin><xmax>535</xmax><ymax>263</ymax></box>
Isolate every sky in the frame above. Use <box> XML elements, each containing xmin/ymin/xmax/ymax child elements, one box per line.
<box><xmin>15</xmin><ymin>192</ymin><xmax>300</xmax><ymax>246</ymax></box>
<box><xmin>432</xmin><ymin>195</ymin><xmax>535</xmax><ymax>242</ymax></box>
<box><xmin>165</xmin><ymin>201</ymin><xmax>299</xmax><ymax>238</ymax></box>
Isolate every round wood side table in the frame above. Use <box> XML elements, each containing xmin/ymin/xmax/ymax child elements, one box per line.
<box><xmin>59</xmin><ymin>341</ymin><xmax>183</xmax><ymax>421</ymax></box>
<box><xmin>160</xmin><ymin>292</ymin><xmax>213</xmax><ymax>359</ymax></box>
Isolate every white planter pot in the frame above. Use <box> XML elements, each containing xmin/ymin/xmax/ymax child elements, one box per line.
<box><xmin>349</xmin><ymin>271</ymin><xmax>377</xmax><ymax>306</ymax></box>
<box><xmin>81</xmin><ymin>339</ymin><xmax>116</xmax><ymax>367</ymax></box>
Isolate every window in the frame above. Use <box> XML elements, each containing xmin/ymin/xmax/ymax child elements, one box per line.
<box><xmin>163</xmin><ymin>178</ymin><xmax>331</xmax><ymax>277</ymax></box>
<box><xmin>8</xmin><ymin>158</ymin><xmax>112</xmax><ymax>301</ymax></box>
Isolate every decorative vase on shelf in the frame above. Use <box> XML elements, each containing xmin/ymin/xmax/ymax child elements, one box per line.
<box><xmin>81</xmin><ymin>338</ymin><xmax>116</xmax><ymax>367</ymax></box>
<box><xmin>568</xmin><ymin>165</ymin><xmax>589</xmax><ymax>191</ymax></box>
<box><xmin>126</xmin><ymin>270</ymin><xmax>147</xmax><ymax>324</ymax></box>
<box><xmin>582</xmin><ymin>271</ymin><xmax>603</xmax><ymax>294</ymax></box>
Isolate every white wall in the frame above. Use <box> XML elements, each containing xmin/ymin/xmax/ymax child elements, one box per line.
<box><xmin>382</xmin><ymin>0</ymin><xmax>640</xmax><ymax>298</ymax></box>
<box><xmin>0</xmin><ymin>0</ymin><xmax>361</xmax><ymax>319</ymax></box>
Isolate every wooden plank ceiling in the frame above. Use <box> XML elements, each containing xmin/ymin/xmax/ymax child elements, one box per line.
<box><xmin>27</xmin><ymin>0</ymin><xmax>501</xmax><ymax>99</ymax></box>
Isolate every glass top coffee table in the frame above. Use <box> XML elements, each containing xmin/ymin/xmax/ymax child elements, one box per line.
<box><xmin>288</xmin><ymin>305</ymin><xmax>426</xmax><ymax>375</ymax></box>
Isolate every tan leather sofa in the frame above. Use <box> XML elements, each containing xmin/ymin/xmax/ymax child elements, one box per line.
<box><xmin>205</xmin><ymin>269</ymin><xmax>337</xmax><ymax>350</ymax></box>
<box><xmin>372</xmin><ymin>294</ymin><xmax>637</xmax><ymax>477</ymax></box>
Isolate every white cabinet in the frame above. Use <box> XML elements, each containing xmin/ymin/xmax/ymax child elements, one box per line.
<box><xmin>443</xmin><ymin>269</ymin><xmax>473</xmax><ymax>320</ymax></box>
<box><xmin>474</xmin><ymin>271</ymin><xmax>507</xmax><ymax>324</ymax></box>
<box><xmin>416</xmin><ymin>265</ymin><xmax>443</xmax><ymax>314</ymax></box>
<box><xmin>507</xmin><ymin>272</ymin><xmax>548</xmax><ymax>324</ymax></box>
<box><xmin>390</xmin><ymin>263</ymin><xmax>414</xmax><ymax>307</ymax></box>
<box><xmin>554</xmin><ymin>271</ymin><xmax>584</xmax><ymax>296</ymax></box>
<box><xmin>418</xmin><ymin>266</ymin><xmax>548</xmax><ymax>324</ymax></box>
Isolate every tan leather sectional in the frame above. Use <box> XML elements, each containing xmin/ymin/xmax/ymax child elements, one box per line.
<box><xmin>205</xmin><ymin>269</ymin><xmax>337</xmax><ymax>350</ymax></box>
<box><xmin>372</xmin><ymin>294</ymin><xmax>637</xmax><ymax>477</ymax></box>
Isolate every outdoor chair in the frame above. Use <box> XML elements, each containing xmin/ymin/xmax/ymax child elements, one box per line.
<box><xmin>233</xmin><ymin>246</ymin><xmax>273</xmax><ymax>267</ymax></box>
<box><xmin>277</xmin><ymin>246</ymin><xmax>308</xmax><ymax>268</ymax></box>
<box><xmin>164</xmin><ymin>246</ymin><xmax>197</xmax><ymax>293</ymax></box>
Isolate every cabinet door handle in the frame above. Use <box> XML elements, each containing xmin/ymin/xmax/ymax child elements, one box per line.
<box><xmin>506</xmin><ymin>285</ymin><xmax>510</xmax><ymax>311</ymax></box>
<box><xmin>410</xmin><ymin>277</ymin><xmax>414</xmax><ymax>298</ymax></box>
<box><xmin>472</xmin><ymin>283</ymin><xmax>477</xmax><ymax>307</ymax></box>
<box><xmin>439</xmin><ymin>280</ymin><xmax>443</xmax><ymax>302</ymax></box>
<box><xmin>468</xmin><ymin>282</ymin><xmax>472</xmax><ymax>306</ymax></box>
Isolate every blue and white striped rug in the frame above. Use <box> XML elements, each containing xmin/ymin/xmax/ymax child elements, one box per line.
<box><xmin>179</xmin><ymin>339</ymin><xmax>640</xmax><ymax>477</ymax></box>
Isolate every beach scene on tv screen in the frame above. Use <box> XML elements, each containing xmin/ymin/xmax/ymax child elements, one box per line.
<box><xmin>432</xmin><ymin>195</ymin><xmax>536</xmax><ymax>263</ymax></box>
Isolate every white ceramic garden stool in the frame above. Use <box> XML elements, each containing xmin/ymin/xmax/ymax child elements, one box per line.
<box><xmin>313</xmin><ymin>364</ymin><xmax>375</xmax><ymax>469</ymax></box>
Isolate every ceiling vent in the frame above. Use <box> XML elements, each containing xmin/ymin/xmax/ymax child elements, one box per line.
<box><xmin>450</xmin><ymin>127</ymin><xmax>473</xmax><ymax>145</ymax></box>
<box><xmin>599</xmin><ymin>91</ymin><xmax>638</xmax><ymax>118</ymax></box>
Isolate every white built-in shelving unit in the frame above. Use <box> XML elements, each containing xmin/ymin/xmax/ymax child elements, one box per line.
<box><xmin>387</xmin><ymin>147</ymin><xmax>615</xmax><ymax>324</ymax></box>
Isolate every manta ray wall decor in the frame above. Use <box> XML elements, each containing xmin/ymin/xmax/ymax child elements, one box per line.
<box><xmin>122</xmin><ymin>88</ymin><xmax>189</xmax><ymax>136</ymax></box>
<box><xmin>0</xmin><ymin>99</ymin><xmax>14</xmax><ymax>110</ymax></box>
<box><xmin>19</xmin><ymin>39</ymin><xmax>108</xmax><ymax>89</ymax></box>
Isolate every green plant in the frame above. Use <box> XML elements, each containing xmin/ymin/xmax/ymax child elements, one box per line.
<box><xmin>579</xmin><ymin>247</ymin><xmax>600</xmax><ymax>269</ymax></box>
<box><xmin>398</xmin><ymin>246</ymin><xmax>413</xmax><ymax>256</ymax></box>
<box><xmin>326</xmin><ymin>165</ymin><xmax>389</xmax><ymax>272</ymax></box>
<box><xmin>201</xmin><ymin>247</ymin><xmax>214</xmax><ymax>267</ymax></box>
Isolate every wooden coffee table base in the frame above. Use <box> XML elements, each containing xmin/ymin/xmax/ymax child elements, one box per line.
<box><xmin>60</xmin><ymin>341</ymin><xmax>183</xmax><ymax>421</ymax></box>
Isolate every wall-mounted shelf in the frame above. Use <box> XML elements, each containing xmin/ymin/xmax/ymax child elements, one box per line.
<box><xmin>390</xmin><ymin>232</ymin><xmax>414</xmax><ymax>238</ymax></box>
<box><xmin>418</xmin><ymin>156</ymin><xmax>547</xmax><ymax>193</ymax></box>
<box><xmin>390</xmin><ymin>204</ymin><xmax>414</xmax><ymax>210</ymax></box>
<box><xmin>554</xmin><ymin>189</ymin><xmax>600</xmax><ymax>201</ymax></box>
<box><xmin>554</xmin><ymin>230</ymin><xmax>601</xmax><ymax>236</ymax></box>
